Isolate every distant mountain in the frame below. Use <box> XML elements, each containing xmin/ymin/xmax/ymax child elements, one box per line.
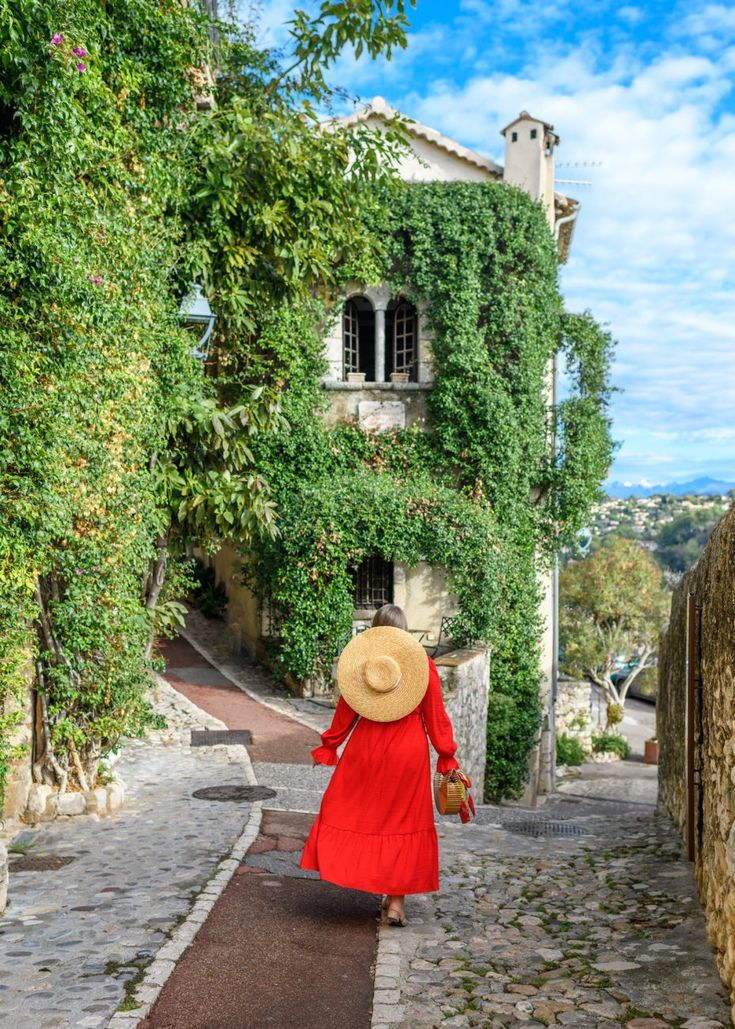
<box><xmin>604</xmin><ymin>476</ymin><xmax>735</xmax><ymax>499</ymax></box>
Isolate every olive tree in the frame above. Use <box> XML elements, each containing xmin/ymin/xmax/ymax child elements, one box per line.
<box><xmin>560</xmin><ymin>538</ymin><xmax>670</xmax><ymax>728</ymax></box>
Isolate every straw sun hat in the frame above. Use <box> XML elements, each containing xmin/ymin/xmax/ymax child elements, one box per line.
<box><xmin>336</xmin><ymin>626</ymin><xmax>429</xmax><ymax>722</ymax></box>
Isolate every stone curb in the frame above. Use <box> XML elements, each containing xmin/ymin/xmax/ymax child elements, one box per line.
<box><xmin>179</xmin><ymin>628</ymin><xmax>329</xmax><ymax>735</ymax></box>
<box><xmin>371</xmin><ymin>931</ymin><xmax>405</xmax><ymax>1026</ymax></box>
<box><xmin>105</xmin><ymin>683</ymin><xmax>263</xmax><ymax>1028</ymax></box>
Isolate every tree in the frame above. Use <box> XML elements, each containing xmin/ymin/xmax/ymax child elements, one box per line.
<box><xmin>655</xmin><ymin>509</ymin><xmax>722</xmax><ymax>575</ymax></box>
<box><xmin>0</xmin><ymin>0</ymin><xmax>414</xmax><ymax>798</ymax></box>
<box><xmin>559</xmin><ymin>538</ymin><xmax>670</xmax><ymax>728</ymax></box>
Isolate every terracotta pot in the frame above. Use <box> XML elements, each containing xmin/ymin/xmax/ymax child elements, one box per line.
<box><xmin>644</xmin><ymin>738</ymin><xmax>659</xmax><ymax>765</ymax></box>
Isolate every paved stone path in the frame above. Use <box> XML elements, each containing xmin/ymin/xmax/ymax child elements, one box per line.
<box><xmin>140</xmin><ymin>635</ymin><xmax>378</xmax><ymax>1029</ymax></box>
<box><xmin>1</xmin><ymin>610</ymin><xmax>730</xmax><ymax>1028</ymax></box>
<box><xmin>0</xmin><ymin>679</ymin><xmax>252</xmax><ymax>1029</ymax></box>
<box><xmin>181</xmin><ymin>611</ymin><xmax>731</xmax><ymax>1029</ymax></box>
<box><xmin>375</xmin><ymin>794</ymin><xmax>730</xmax><ymax>1027</ymax></box>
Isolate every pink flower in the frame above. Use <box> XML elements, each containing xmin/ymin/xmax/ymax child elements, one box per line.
<box><xmin>77</xmin><ymin>61</ymin><xmax>86</xmax><ymax>73</ymax></box>
<box><xmin>50</xmin><ymin>33</ymin><xmax>64</xmax><ymax>45</ymax></box>
<box><xmin>72</xmin><ymin>46</ymin><xmax>87</xmax><ymax>57</ymax></box>
<box><xmin>87</xmin><ymin>275</ymin><xmax>103</xmax><ymax>285</ymax></box>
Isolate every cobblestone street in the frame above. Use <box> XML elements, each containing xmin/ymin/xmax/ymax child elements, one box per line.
<box><xmin>0</xmin><ymin>623</ymin><xmax>731</xmax><ymax>1028</ymax></box>
<box><xmin>0</xmin><ymin>681</ymin><xmax>252</xmax><ymax>1029</ymax></box>
<box><xmin>375</xmin><ymin>793</ymin><xmax>730</xmax><ymax>1027</ymax></box>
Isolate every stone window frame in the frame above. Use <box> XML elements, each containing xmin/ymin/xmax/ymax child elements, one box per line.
<box><xmin>340</xmin><ymin>285</ymin><xmax>422</xmax><ymax>385</ymax></box>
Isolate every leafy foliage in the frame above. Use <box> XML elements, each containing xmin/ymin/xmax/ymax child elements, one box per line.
<box><xmin>654</xmin><ymin>509</ymin><xmax>721</xmax><ymax>574</ymax></box>
<box><xmin>591</xmin><ymin>731</ymin><xmax>631</xmax><ymax>759</ymax></box>
<box><xmin>239</xmin><ymin>182</ymin><xmax>615</xmax><ymax>800</ymax></box>
<box><xmin>0</xmin><ymin>1</ymin><xmax>421</xmax><ymax>801</ymax></box>
<box><xmin>0</xmin><ymin>0</ymin><xmax>212</xmax><ymax>795</ymax></box>
<box><xmin>560</xmin><ymin>538</ymin><xmax>670</xmax><ymax>727</ymax></box>
<box><xmin>556</xmin><ymin>733</ymin><xmax>587</xmax><ymax>766</ymax></box>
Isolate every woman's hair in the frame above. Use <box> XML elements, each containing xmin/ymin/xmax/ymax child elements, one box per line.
<box><xmin>371</xmin><ymin>604</ymin><xmax>408</xmax><ymax>631</ymax></box>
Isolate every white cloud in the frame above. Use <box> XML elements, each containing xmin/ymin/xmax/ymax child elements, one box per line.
<box><xmin>676</xmin><ymin>4</ymin><xmax>735</xmax><ymax>45</ymax></box>
<box><xmin>240</xmin><ymin>2</ymin><xmax>735</xmax><ymax>486</ymax></box>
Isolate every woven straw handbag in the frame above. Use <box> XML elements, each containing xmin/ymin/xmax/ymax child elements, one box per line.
<box><xmin>433</xmin><ymin>769</ymin><xmax>467</xmax><ymax>816</ymax></box>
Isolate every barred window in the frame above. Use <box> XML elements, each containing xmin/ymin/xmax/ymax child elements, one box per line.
<box><xmin>351</xmin><ymin>556</ymin><xmax>393</xmax><ymax>610</ymax></box>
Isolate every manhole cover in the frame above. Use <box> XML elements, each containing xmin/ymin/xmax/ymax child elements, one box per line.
<box><xmin>190</xmin><ymin>729</ymin><xmax>253</xmax><ymax>747</ymax></box>
<box><xmin>9</xmin><ymin>853</ymin><xmax>75</xmax><ymax>871</ymax></box>
<box><xmin>500</xmin><ymin>820</ymin><xmax>590</xmax><ymax>837</ymax></box>
<box><xmin>192</xmin><ymin>785</ymin><xmax>276</xmax><ymax>802</ymax></box>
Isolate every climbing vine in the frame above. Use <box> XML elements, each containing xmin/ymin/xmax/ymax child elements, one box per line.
<box><xmin>0</xmin><ymin>2</ymin><xmax>614</xmax><ymax>804</ymax></box>
<box><xmin>240</xmin><ymin>183</ymin><xmax>616</xmax><ymax>800</ymax></box>
<box><xmin>0</xmin><ymin>1</ymin><xmax>420</xmax><ymax>803</ymax></box>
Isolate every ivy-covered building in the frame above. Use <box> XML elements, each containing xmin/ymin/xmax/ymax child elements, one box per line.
<box><xmin>207</xmin><ymin>97</ymin><xmax>611</xmax><ymax>803</ymax></box>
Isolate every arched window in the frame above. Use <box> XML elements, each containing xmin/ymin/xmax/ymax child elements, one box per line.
<box><xmin>342</xmin><ymin>296</ymin><xmax>375</xmax><ymax>381</ymax></box>
<box><xmin>386</xmin><ymin>299</ymin><xmax>418</xmax><ymax>381</ymax></box>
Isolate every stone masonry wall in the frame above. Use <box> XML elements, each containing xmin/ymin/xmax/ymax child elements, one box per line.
<box><xmin>0</xmin><ymin>840</ymin><xmax>7</xmax><ymax>914</ymax></box>
<box><xmin>435</xmin><ymin>648</ymin><xmax>490</xmax><ymax>802</ymax></box>
<box><xmin>658</xmin><ymin>503</ymin><xmax>735</xmax><ymax>1017</ymax></box>
<box><xmin>1</xmin><ymin>650</ymin><xmax>34</xmax><ymax>822</ymax></box>
<box><xmin>555</xmin><ymin>676</ymin><xmax>593</xmax><ymax>751</ymax></box>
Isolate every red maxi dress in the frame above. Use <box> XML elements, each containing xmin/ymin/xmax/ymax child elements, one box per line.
<box><xmin>299</xmin><ymin>656</ymin><xmax>459</xmax><ymax>895</ymax></box>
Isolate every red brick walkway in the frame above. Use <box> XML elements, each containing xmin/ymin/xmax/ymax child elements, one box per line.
<box><xmin>139</xmin><ymin>635</ymin><xmax>379</xmax><ymax>1029</ymax></box>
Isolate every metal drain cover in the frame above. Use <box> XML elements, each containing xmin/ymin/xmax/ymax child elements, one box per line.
<box><xmin>191</xmin><ymin>729</ymin><xmax>253</xmax><ymax>747</ymax></box>
<box><xmin>9</xmin><ymin>853</ymin><xmax>75</xmax><ymax>871</ymax></box>
<box><xmin>500</xmin><ymin>820</ymin><xmax>590</xmax><ymax>837</ymax></box>
<box><xmin>192</xmin><ymin>785</ymin><xmax>276</xmax><ymax>802</ymax></box>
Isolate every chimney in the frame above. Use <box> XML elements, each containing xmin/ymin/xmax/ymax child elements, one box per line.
<box><xmin>500</xmin><ymin>112</ymin><xmax>559</xmax><ymax>227</ymax></box>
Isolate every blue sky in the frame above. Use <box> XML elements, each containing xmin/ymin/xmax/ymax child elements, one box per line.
<box><xmin>250</xmin><ymin>1</ymin><xmax>735</xmax><ymax>488</ymax></box>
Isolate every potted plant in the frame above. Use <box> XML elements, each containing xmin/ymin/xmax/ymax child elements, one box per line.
<box><xmin>644</xmin><ymin>736</ymin><xmax>659</xmax><ymax>764</ymax></box>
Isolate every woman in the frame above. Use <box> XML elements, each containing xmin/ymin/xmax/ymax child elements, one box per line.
<box><xmin>299</xmin><ymin>604</ymin><xmax>461</xmax><ymax>926</ymax></box>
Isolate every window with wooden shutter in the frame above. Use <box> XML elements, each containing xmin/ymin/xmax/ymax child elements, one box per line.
<box><xmin>393</xmin><ymin>300</ymin><xmax>417</xmax><ymax>376</ymax></box>
<box><xmin>343</xmin><ymin>299</ymin><xmax>360</xmax><ymax>375</ymax></box>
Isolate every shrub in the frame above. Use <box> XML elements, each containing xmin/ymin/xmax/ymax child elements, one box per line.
<box><xmin>556</xmin><ymin>733</ymin><xmax>587</xmax><ymax>766</ymax></box>
<box><xmin>606</xmin><ymin>703</ymin><xmax>625</xmax><ymax>726</ymax></box>
<box><xmin>591</xmin><ymin>732</ymin><xmax>631</xmax><ymax>759</ymax></box>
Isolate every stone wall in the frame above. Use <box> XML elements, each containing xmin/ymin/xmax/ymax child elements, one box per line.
<box><xmin>658</xmin><ymin>503</ymin><xmax>735</xmax><ymax>1018</ymax></box>
<box><xmin>555</xmin><ymin>676</ymin><xmax>594</xmax><ymax>751</ymax></box>
<box><xmin>0</xmin><ymin>841</ymin><xmax>7</xmax><ymax>914</ymax></box>
<box><xmin>435</xmin><ymin>647</ymin><xmax>490</xmax><ymax>801</ymax></box>
<box><xmin>321</xmin><ymin>381</ymin><xmax>431</xmax><ymax>429</ymax></box>
<box><xmin>1</xmin><ymin>651</ymin><xmax>34</xmax><ymax>821</ymax></box>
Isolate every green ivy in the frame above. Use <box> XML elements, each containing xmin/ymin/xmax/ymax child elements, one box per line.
<box><xmin>240</xmin><ymin>182</ymin><xmax>615</xmax><ymax>800</ymax></box>
<box><xmin>0</xmin><ymin>0</ymin><xmax>210</xmax><ymax>797</ymax></box>
<box><xmin>0</xmin><ymin>2</ymin><xmax>429</xmax><ymax>802</ymax></box>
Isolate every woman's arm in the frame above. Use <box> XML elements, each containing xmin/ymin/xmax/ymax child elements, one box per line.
<box><xmin>420</xmin><ymin>657</ymin><xmax>460</xmax><ymax>773</ymax></box>
<box><xmin>311</xmin><ymin>696</ymin><xmax>360</xmax><ymax>765</ymax></box>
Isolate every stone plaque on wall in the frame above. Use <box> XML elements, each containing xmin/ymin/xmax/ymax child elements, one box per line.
<box><xmin>358</xmin><ymin>401</ymin><xmax>406</xmax><ymax>432</ymax></box>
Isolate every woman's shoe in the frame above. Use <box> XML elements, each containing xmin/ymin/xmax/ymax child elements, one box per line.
<box><xmin>386</xmin><ymin>908</ymin><xmax>407</xmax><ymax>927</ymax></box>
